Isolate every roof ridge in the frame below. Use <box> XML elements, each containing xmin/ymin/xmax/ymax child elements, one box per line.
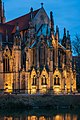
<box><xmin>6</xmin><ymin>8</ymin><xmax>40</xmax><ymax>24</ymax></box>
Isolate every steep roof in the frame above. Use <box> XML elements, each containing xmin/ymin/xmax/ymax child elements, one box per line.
<box><xmin>0</xmin><ymin>23</ymin><xmax>14</xmax><ymax>43</ymax></box>
<box><xmin>0</xmin><ymin>23</ymin><xmax>14</xmax><ymax>34</ymax></box>
<box><xmin>0</xmin><ymin>8</ymin><xmax>40</xmax><ymax>43</ymax></box>
<box><xmin>6</xmin><ymin>9</ymin><xmax>40</xmax><ymax>32</ymax></box>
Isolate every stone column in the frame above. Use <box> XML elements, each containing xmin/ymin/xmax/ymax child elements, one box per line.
<box><xmin>50</xmin><ymin>48</ymin><xmax>53</xmax><ymax>93</ymax></box>
<box><xmin>28</xmin><ymin>49</ymin><xmax>31</xmax><ymax>70</ymax></box>
<box><xmin>25</xmin><ymin>72</ymin><xmax>28</xmax><ymax>93</ymax></box>
<box><xmin>56</xmin><ymin>36</ymin><xmax>58</xmax><ymax>69</ymax></box>
<box><xmin>37</xmin><ymin>69</ymin><xmax>40</xmax><ymax>94</ymax></box>
<box><xmin>37</xmin><ymin>46</ymin><xmax>39</xmax><ymax>68</ymax></box>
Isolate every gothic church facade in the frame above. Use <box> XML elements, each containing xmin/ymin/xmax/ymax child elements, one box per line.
<box><xmin>0</xmin><ymin>1</ymin><xmax>76</xmax><ymax>94</ymax></box>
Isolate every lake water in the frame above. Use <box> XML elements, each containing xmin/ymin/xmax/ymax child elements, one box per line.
<box><xmin>0</xmin><ymin>109</ymin><xmax>80</xmax><ymax>120</ymax></box>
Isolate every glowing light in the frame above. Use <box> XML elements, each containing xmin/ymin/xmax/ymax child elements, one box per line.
<box><xmin>31</xmin><ymin>88</ymin><xmax>36</xmax><ymax>94</ymax></box>
<box><xmin>56</xmin><ymin>88</ymin><xmax>59</xmax><ymax>92</ymax></box>
<box><xmin>54</xmin><ymin>86</ymin><xmax>60</xmax><ymax>94</ymax></box>
<box><xmin>54</xmin><ymin>115</ymin><xmax>63</xmax><ymax>120</ymax></box>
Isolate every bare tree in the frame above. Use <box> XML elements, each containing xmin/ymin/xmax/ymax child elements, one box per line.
<box><xmin>72</xmin><ymin>34</ymin><xmax>80</xmax><ymax>56</ymax></box>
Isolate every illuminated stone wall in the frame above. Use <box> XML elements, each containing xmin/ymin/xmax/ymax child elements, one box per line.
<box><xmin>0</xmin><ymin>6</ymin><xmax>77</xmax><ymax>94</ymax></box>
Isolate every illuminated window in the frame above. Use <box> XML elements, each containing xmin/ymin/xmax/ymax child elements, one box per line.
<box><xmin>32</xmin><ymin>75</ymin><xmax>37</xmax><ymax>85</ymax></box>
<box><xmin>54</xmin><ymin>75</ymin><xmax>60</xmax><ymax>85</ymax></box>
<box><xmin>3</xmin><ymin>55</ymin><xmax>10</xmax><ymax>72</ymax></box>
<box><xmin>41</xmin><ymin>75</ymin><xmax>47</xmax><ymax>85</ymax></box>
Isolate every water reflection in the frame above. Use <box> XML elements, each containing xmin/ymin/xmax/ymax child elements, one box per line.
<box><xmin>0</xmin><ymin>109</ymin><xmax>80</xmax><ymax>120</ymax></box>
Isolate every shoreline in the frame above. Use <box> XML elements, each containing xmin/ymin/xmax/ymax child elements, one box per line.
<box><xmin>0</xmin><ymin>94</ymin><xmax>80</xmax><ymax>110</ymax></box>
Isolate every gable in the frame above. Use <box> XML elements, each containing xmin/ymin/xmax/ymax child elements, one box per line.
<box><xmin>33</xmin><ymin>8</ymin><xmax>50</xmax><ymax>31</ymax></box>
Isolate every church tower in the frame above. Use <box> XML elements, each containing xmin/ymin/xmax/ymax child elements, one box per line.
<box><xmin>0</xmin><ymin>0</ymin><xmax>6</xmax><ymax>23</ymax></box>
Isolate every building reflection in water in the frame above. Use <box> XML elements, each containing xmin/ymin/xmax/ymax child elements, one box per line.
<box><xmin>0</xmin><ymin>113</ymin><xmax>78</xmax><ymax>120</ymax></box>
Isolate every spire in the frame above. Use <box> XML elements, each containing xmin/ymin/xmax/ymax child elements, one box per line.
<box><xmin>3</xmin><ymin>2</ymin><xmax>4</xmax><ymax>17</ymax></box>
<box><xmin>64</xmin><ymin>28</ymin><xmax>66</xmax><ymax>37</ymax></box>
<box><xmin>66</xmin><ymin>30</ymin><xmax>71</xmax><ymax>50</ymax></box>
<box><xmin>67</xmin><ymin>30</ymin><xmax>69</xmax><ymax>37</ymax></box>
<box><xmin>67</xmin><ymin>30</ymin><xmax>70</xmax><ymax>42</ymax></box>
<box><xmin>29</xmin><ymin>7</ymin><xmax>34</xmax><ymax>30</ymax></box>
<box><xmin>62</xmin><ymin>28</ymin><xmax>67</xmax><ymax>48</ymax></box>
<box><xmin>0</xmin><ymin>0</ymin><xmax>2</xmax><ymax>23</ymax></box>
<box><xmin>2</xmin><ymin>2</ymin><xmax>6</xmax><ymax>22</ymax></box>
<box><xmin>50</xmin><ymin>11</ymin><xmax>54</xmax><ymax>35</ymax></box>
<box><xmin>55</xmin><ymin>25</ymin><xmax>59</xmax><ymax>41</ymax></box>
<box><xmin>41</xmin><ymin>3</ymin><xmax>43</xmax><ymax>8</ymax></box>
<box><xmin>57</xmin><ymin>26</ymin><xmax>59</xmax><ymax>39</ymax></box>
<box><xmin>0</xmin><ymin>0</ymin><xmax>5</xmax><ymax>23</ymax></box>
<box><xmin>30</xmin><ymin>7</ymin><xmax>33</xmax><ymax>21</ymax></box>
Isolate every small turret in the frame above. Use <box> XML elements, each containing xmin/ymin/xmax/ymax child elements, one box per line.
<box><xmin>30</xmin><ymin>7</ymin><xmax>33</xmax><ymax>21</ymax></box>
<box><xmin>64</xmin><ymin>28</ymin><xmax>66</xmax><ymax>37</ymax></box>
<box><xmin>55</xmin><ymin>25</ymin><xmax>59</xmax><ymax>41</ymax></box>
<box><xmin>0</xmin><ymin>0</ymin><xmax>2</xmax><ymax>23</ymax></box>
<box><xmin>62</xmin><ymin>28</ymin><xmax>67</xmax><ymax>48</ymax></box>
<box><xmin>0</xmin><ymin>0</ymin><xmax>6</xmax><ymax>23</ymax></box>
<box><xmin>2</xmin><ymin>2</ymin><xmax>6</xmax><ymax>23</ymax></box>
<box><xmin>41</xmin><ymin>3</ymin><xmax>44</xmax><ymax>8</ymax></box>
<box><xmin>62</xmin><ymin>29</ymin><xmax>71</xmax><ymax>50</ymax></box>
<box><xmin>50</xmin><ymin>11</ymin><xmax>54</xmax><ymax>35</ymax></box>
<box><xmin>66</xmin><ymin>30</ymin><xmax>71</xmax><ymax>50</ymax></box>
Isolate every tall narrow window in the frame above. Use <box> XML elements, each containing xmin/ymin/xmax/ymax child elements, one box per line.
<box><xmin>32</xmin><ymin>75</ymin><xmax>36</xmax><ymax>85</ymax></box>
<box><xmin>54</xmin><ymin>75</ymin><xmax>60</xmax><ymax>85</ymax></box>
<box><xmin>41</xmin><ymin>75</ymin><xmax>47</xmax><ymax>85</ymax></box>
<box><xmin>3</xmin><ymin>56</ymin><xmax>10</xmax><ymax>72</ymax></box>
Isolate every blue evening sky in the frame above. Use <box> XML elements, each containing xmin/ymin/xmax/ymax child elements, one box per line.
<box><xmin>3</xmin><ymin>0</ymin><xmax>80</xmax><ymax>40</ymax></box>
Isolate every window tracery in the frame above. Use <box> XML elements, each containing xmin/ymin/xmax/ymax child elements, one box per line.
<box><xmin>32</xmin><ymin>75</ymin><xmax>37</xmax><ymax>85</ymax></box>
<box><xmin>54</xmin><ymin>75</ymin><xmax>60</xmax><ymax>85</ymax></box>
<box><xmin>41</xmin><ymin>75</ymin><xmax>47</xmax><ymax>85</ymax></box>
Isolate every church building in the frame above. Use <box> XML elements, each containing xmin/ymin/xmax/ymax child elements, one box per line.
<box><xmin>0</xmin><ymin>1</ymin><xmax>76</xmax><ymax>94</ymax></box>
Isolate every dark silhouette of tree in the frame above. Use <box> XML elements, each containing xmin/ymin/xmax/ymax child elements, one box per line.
<box><xmin>72</xmin><ymin>34</ymin><xmax>80</xmax><ymax>56</ymax></box>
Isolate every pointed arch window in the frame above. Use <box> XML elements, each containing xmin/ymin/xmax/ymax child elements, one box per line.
<box><xmin>41</xmin><ymin>75</ymin><xmax>47</xmax><ymax>85</ymax></box>
<box><xmin>54</xmin><ymin>75</ymin><xmax>60</xmax><ymax>85</ymax></box>
<box><xmin>39</xmin><ymin>43</ymin><xmax>45</xmax><ymax>66</ymax></box>
<box><xmin>32</xmin><ymin>75</ymin><xmax>37</xmax><ymax>85</ymax></box>
<box><xmin>3</xmin><ymin>54</ymin><xmax>10</xmax><ymax>72</ymax></box>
